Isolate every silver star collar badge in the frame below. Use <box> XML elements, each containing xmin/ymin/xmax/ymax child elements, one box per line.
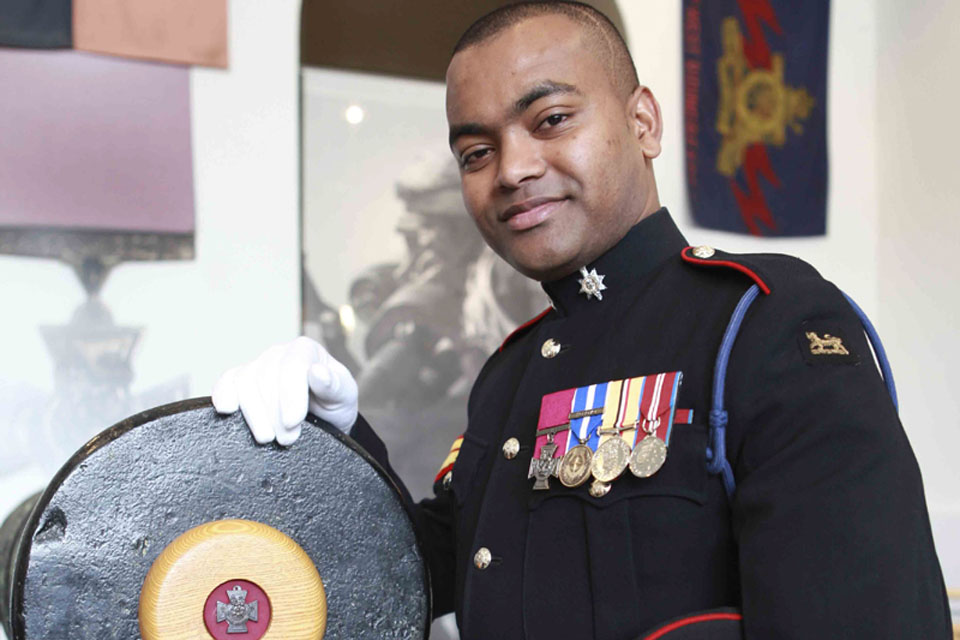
<box><xmin>578</xmin><ymin>266</ymin><xmax>607</xmax><ymax>301</ymax></box>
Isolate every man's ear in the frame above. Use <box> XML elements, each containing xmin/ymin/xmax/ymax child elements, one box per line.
<box><xmin>627</xmin><ymin>86</ymin><xmax>663</xmax><ymax>160</ymax></box>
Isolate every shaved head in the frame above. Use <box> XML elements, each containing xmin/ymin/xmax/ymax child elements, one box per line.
<box><xmin>453</xmin><ymin>1</ymin><xmax>639</xmax><ymax>100</ymax></box>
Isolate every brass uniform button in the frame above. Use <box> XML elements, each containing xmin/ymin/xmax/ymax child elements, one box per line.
<box><xmin>442</xmin><ymin>471</ymin><xmax>452</xmax><ymax>490</ymax></box>
<box><xmin>474</xmin><ymin>547</ymin><xmax>492</xmax><ymax>570</ymax></box>
<box><xmin>541</xmin><ymin>339</ymin><xmax>561</xmax><ymax>358</ymax></box>
<box><xmin>692</xmin><ymin>245</ymin><xmax>716</xmax><ymax>259</ymax></box>
<box><xmin>502</xmin><ymin>437</ymin><xmax>520</xmax><ymax>460</ymax></box>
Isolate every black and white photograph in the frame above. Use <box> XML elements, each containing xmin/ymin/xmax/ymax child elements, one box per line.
<box><xmin>301</xmin><ymin>67</ymin><xmax>548</xmax><ymax>503</ymax></box>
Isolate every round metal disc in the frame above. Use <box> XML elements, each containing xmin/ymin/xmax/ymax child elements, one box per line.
<box><xmin>629</xmin><ymin>436</ymin><xmax>668</xmax><ymax>478</ymax></box>
<box><xmin>9</xmin><ymin>398</ymin><xmax>430</xmax><ymax>639</ymax></box>
<box><xmin>591</xmin><ymin>437</ymin><xmax>631</xmax><ymax>483</ymax></box>
<box><xmin>558</xmin><ymin>445</ymin><xmax>593</xmax><ymax>488</ymax></box>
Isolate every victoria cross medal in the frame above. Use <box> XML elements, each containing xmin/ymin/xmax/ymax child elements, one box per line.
<box><xmin>529</xmin><ymin>440</ymin><xmax>561</xmax><ymax>490</ymax></box>
<box><xmin>216</xmin><ymin>585</ymin><xmax>259</xmax><ymax>634</ymax></box>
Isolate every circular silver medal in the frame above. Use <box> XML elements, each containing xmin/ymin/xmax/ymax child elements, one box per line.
<box><xmin>629</xmin><ymin>435</ymin><xmax>667</xmax><ymax>478</ymax></box>
<box><xmin>591</xmin><ymin>437</ymin><xmax>631</xmax><ymax>483</ymax></box>
<box><xmin>559</xmin><ymin>444</ymin><xmax>593</xmax><ymax>488</ymax></box>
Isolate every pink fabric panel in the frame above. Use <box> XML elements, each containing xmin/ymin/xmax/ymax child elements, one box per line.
<box><xmin>537</xmin><ymin>387</ymin><xmax>577</xmax><ymax>429</ymax></box>
<box><xmin>74</xmin><ymin>0</ymin><xmax>228</xmax><ymax>68</ymax></box>
<box><xmin>0</xmin><ymin>49</ymin><xmax>194</xmax><ymax>233</ymax></box>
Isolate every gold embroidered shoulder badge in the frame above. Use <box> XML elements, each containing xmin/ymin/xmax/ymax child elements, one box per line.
<box><xmin>798</xmin><ymin>321</ymin><xmax>859</xmax><ymax>365</ymax></box>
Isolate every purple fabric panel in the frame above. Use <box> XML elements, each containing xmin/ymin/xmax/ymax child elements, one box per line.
<box><xmin>0</xmin><ymin>49</ymin><xmax>194</xmax><ymax>233</ymax></box>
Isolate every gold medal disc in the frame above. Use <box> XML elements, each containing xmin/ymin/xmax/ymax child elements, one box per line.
<box><xmin>591</xmin><ymin>437</ymin><xmax>631</xmax><ymax>483</ymax></box>
<box><xmin>629</xmin><ymin>436</ymin><xmax>667</xmax><ymax>478</ymax></box>
<box><xmin>559</xmin><ymin>444</ymin><xmax>593</xmax><ymax>488</ymax></box>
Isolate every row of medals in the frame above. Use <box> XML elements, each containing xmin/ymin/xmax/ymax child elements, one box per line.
<box><xmin>557</xmin><ymin>420</ymin><xmax>667</xmax><ymax>496</ymax></box>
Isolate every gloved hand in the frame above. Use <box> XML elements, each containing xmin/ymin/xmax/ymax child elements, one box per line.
<box><xmin>212</xmin><ymin>337</ymin><xmax>358</xmax><ymax>446</ymax></box>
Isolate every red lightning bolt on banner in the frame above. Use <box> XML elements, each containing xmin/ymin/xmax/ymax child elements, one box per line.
<box><xmin>737</xmin><ymin>0</ymin><xmax>783</xmax><ymax>69</ymax></box>
<box><xmin>730</xmin><ymin>0</ymin><xmax>784</xmax><ymax>235</ymax></box>
<box><xmin>730</xmin><ymin>144</ymin><xmax>781</xmax><ymax>235</ymax></box>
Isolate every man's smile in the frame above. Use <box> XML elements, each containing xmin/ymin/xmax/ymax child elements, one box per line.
<box><xmin>500</xmin><ymin>196</ymin><xmax>568</xmax><ymax>231</ymax></box>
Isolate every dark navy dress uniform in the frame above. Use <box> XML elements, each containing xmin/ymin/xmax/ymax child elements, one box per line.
<box><xmin>351</xmin><ymin>208</ymin><xmax>951</xmax><ymax>639</ymax></box>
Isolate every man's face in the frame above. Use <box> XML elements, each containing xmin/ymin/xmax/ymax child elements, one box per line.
<box><xmin>446</xmin><ymin>15</ymin><xmax>660</xmax><ymax>282</ymax></box>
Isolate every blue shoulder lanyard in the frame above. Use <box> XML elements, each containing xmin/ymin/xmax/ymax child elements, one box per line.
<box><xmin>706</xmin><ymin>285</ymin><xmax>898</xmax><ymax>498</ymax></box>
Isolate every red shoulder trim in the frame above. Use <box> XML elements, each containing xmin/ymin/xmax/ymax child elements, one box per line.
<box><xmin>498</xmin><ymin>306</ymin><xmax>552</xmax><ymax>352</ymax></box>
<box><xmin>681</xmin><ymin>246</ymin><xmax>771</xmax><ymax>295</ymax></box>
<box><xmin>434</xmin><ymin>465</ymin><xmax>453</xmax><ymax>485</ymax></box>
<box><xmin>641</xmin><ymin>612</ymin><xmax>743</xmax><ymax>640</ymax></box>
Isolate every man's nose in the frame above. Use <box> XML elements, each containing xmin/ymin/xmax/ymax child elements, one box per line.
<box><xmin>496</xmin><ymin>133</ymin><xmax>546</xmax><ymax>189</ymax></box>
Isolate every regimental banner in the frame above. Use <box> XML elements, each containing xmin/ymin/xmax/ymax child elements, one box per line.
<box><xmin>684</xmin><ymin>0</ymin><xmax>830</xmax><ymax>236</ymax></box>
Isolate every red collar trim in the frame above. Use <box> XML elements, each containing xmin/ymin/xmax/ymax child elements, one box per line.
<box><xmin>498</xmin><ymin>306</ymin><xmax>552</xmax><ymax>352</ymax></box>
<box><xmin>681</xmin><ymin>246</ymin><xmax>771</xmax><ymax>295</ymax></box>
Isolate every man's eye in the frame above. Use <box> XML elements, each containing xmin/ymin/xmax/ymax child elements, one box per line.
<box><xmin>539</xmin><ymin>113</ymin><xmax>568</xmax><ymax>129</ymax></box>
<box><xmin>461</xmin><ymin>148</ymin><xmax>492</xmax><ymax>168</ymax></box>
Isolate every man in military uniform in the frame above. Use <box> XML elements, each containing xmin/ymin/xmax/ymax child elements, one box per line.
<box><xmin>212</xmin><ymin>2</ymin><xmax>950</xmax><ymax>638</ymax></box>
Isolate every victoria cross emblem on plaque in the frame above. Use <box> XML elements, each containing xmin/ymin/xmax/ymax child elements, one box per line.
<box><xmin>217</xmin><ymin>585</ymin><xmax>259</xmax><ymax>633</ymax></box>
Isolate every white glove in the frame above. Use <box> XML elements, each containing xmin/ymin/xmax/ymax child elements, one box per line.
<box><xmin>211</xmin><ymin>337</ymin><xmax>358</xmax><ymax>446</ymax></box>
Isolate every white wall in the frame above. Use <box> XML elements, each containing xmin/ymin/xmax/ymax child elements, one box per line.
<box><xmin>123</xmin><ymin>0</ymin><xmax>303</xmax><ymax>390</ymax></box>
<box><xmin>875</xmin><ymin>0</ymin><xmax>960</xmax><ymax>585</ymax></box>
<box><xmin>0</xmin><ymin>0</ymin><xmax>302</xmax><ymax>519</ymax></box>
